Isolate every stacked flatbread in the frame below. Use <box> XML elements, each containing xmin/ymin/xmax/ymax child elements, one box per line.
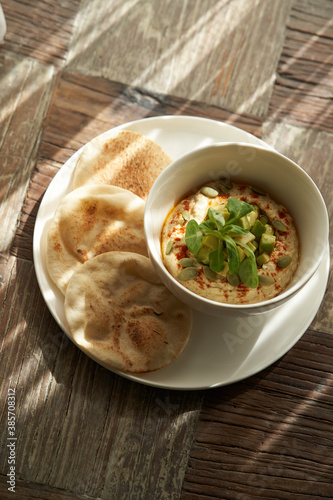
<box><xmin>47</xmin><ymin>184</ymin><xmax>148</xmax><ymax>294</ymax></box>
<box><xmin>46</xmin><ymin>129</ymin><xmax>192</xmax><ymax>373</ymax></box>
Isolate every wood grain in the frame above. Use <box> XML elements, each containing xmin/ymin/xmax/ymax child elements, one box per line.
<box><xmin>67</xmin><ymin>0</ymin><xmax>293</xmax><ymax>117</ymax></box>
<box><xmin>10</xmin><ymin>71</ymin><xmax>262</xmax><ymax>261</ymax></box>
<box><xmin>269</xmin><ymin>0</ymin><xmax>333</xmax><ymax>133</ymax></box>
<box><xmin>181</xmin><ymin>330</ymin><xmax>333</xmax><ymax>499</ymax></box>
<box><xmin>1</xmin><ymin>0</ymin><xmax>81</xmax><ymax>65</ymax></box>
<box><xmin>0</xmin><ymin>52</ymin><xmax>54</xmax><ymax>253</ymax></box>
<box><xmin>0</xmin><ymin>474</ymin><xmax>92</xmax><ymax>499</ymax></box>
<box><xmin>1</xmin><ymin>1</ymin><xmax>333</xmax><ymax>498</ymax></box>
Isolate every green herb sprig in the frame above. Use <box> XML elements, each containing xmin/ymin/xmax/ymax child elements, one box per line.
<box><xmin>185</xmin><ymin>198</ymin><xmax>259</xmax><ymax>288</ymax></box>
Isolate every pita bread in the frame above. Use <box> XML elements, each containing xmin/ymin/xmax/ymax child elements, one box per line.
<box><xmin>72</xmin><ymin>129</ymin><xmax>172</xmax><ymax>199</ymax></box>
<box><xmin>64</xmin><ymin>252</ymin><xmax>192</xmax><ymax>373</ymax></box>
<box><xmin>47</xmin><ymin>184</ymin><xmax>147</xmax><ymax>294</ymax></box>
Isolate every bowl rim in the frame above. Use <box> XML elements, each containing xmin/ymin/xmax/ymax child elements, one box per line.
<box><xmin>144</xmin><ymin>141</ymin><xmax>330</xmax><ymax>311</ymax></box>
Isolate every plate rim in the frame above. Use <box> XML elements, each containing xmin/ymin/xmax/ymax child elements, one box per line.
<box><xmin>33</xmin><ymin>115</ymin><xmax>330</xmax><ymax>390</ymax></box>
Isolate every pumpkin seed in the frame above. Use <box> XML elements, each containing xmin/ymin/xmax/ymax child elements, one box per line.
<box><xmin>277</xmin><ymin>255</ymin><xmax>292</xmax><ymax>268</ymax></box>
<box><xmin>258</xmin><ymin>275</ymin><xmax>275</xmax><ymax>286</ymax></box>
<box><xmin>182</xmin><ymin>210</ymin><xmax>190</xmax><ymax>221</ymax></box>
<box><xmin>227</xmin><ymin>272</ymin><xmax>240</xmax><ymax>287</ymax></box>
<box><xmin>203</xmin><ymin>266</ymin><xmax>218</xmax><ymax>281</ymax></box>
<box><xmin>177</xmin><ymin>267</ymin><xmax>198</xmax><ymax>281</ymax></box>
<box><xmin>179</xmin><ymin>258</ymin><xmax>195</xmax><ymax>267</ymax></box>
<box><xmin>219</xmin><ymin>183</ymin><xmax>231</xmax><ymax>194</ymax></box>
<box><xmin>272</xmin><ymin>219</ymin><xmax>287</xmax><ymax>232</ymax></box>
<box><xmin>165</xmin><ymin>240</ymin><xmax>173</xmax><ymax>255</ymax></box>
<box><xmin>201</xmin><ymin>186</ymin><xmax>219</xmax><ymax>198</ymax></box>
<box><xmin>219</xmin><ymin>177</ymin><xmax>233</xmax><ymax>189</ymax></box>
<box><xmin>251</xmin><ymin>185</ymin><xmax>267</xmax><ymax>196</ymax></box>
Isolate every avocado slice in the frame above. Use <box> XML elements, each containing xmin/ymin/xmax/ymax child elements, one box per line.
<box><xmin>247</xmin><ymin>207</ymin><xmax>259</xmax><ymax>227</ymax></box>
<box><xmin>234</xmin><ymin>232</ymin><xmax>256</xmax><ymax>246</ymax></box>
<box><xmin>256</xmin><ymin>252</ymin><xmax>270</xmax><ymax>267</ymax></box>
<box><xmin>251</xmin><ymin>219</ymin><xmax>266</xmax><ymax>239</ymax></box>
<box><xmin>196</xmin><ymin>245</ymin><xmax>211</xmax><ymax>264</ymax></box>
<box><xmin>259</xmin><ymin>233</ymin><xmax>276</xmax><ymax>254</ymax></box>
<box><xmin>203</xmin><ymin>235</ymin><xmax>219</xmax><ymax>250</ymax></box>
<box><xmin>237</xmin><ymin>245</ymin><xmax>245</xmax><ymax>262</ymax></box>
<box><xmin>264</xmin><ymin>224</ymin><xmax>274</xmax><ymax>235</ymax></box>
<box><xmin>240</xmin><ymin>215</ymin><xmax>250</xmax><ymax>230</ymax></box>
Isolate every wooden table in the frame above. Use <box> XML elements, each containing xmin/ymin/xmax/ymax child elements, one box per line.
<box><xmin>1</xmin><ymin>1</ymin><xmax>332</xmax><ymax>498</ymax></box>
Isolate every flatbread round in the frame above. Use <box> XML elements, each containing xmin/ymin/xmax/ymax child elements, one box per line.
<box><xmin>64</xmin><ymin>252</ymin><xmax>192</xmax><ymax>373</ymax></box>
<box><xmin>72</xmin><ymin>129</ymin><xmax>172</xmax><ymax>199</ymax></box>
<box><xmin>47</xmin><ymin>184</ymin><xmax>147</xmax><ymax>294</ymax></box>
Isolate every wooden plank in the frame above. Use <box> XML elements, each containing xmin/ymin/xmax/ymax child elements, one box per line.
<box><xmin>262</xmin><ymin>122</ymin><xmax>333</xmax><ymax>335</ymax></box>
<box><xmin>10</xmin><ymin>70</ymin><xmax>262</xmax><ymax>261</ymax></box>
<box><xmin>181</xmin><ymin>329</ymin><xmax>333</xmax><ymax>499</ymax></box>
<box><xmin>288</xmin><ymin>0</ymin><xmax>333</xmax><ymax>39</ymax></box>
<box><xmin>67</xmin><ymin>0</ymin><xmax>293</xmax><ymax>116</ymax></box>
<box><xmin>269</xmin><ymin>0</ymin><xmax>333</xmax><ymax>133</ymax></box>
<box><xmin>1</xmin><ymin>0</ymin><xmax>81</xmax><ymax>65</ymax></box>
<box><xmin>0</xmin><ymin>52</ymin><xmax>54</xmax><ymax>253</ymax></box>
<box><xmin>0</xmin><ymin>474</ymin><xmax>93</xmax><ymax>500</ymax></box>
<box><xmin>0</xmin><ymin>253</ymin><xmax>203</xmax><ymax>499</ymax></box>
<box><xmin>1</xmin><ymin>3</ymin><xmax>333</xmax><ymax>500</ymax></box>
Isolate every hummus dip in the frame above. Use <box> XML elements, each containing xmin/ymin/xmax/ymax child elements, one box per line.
<box><xmin>161</xmin><ymin>181</ymin><xmax>299</xmax><ymax>305</ymax></box>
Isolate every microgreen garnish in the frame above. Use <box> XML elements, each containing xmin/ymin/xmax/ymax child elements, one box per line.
<box><xmin>185</xmin><ymin>197</ymin><xmax>260</xmax><ymax>288</ymax></box>
<box><xmin>227</xmin><ymin>197</ymin><xmax>254</xmax><ymax>223</ymax></box>
<box><xmin>209</xmin><ymin>240</ymin><xmax>225</xmax><ymax>273</ymax></box>
<box><xmin>184</xmin><ymin>219</ymin><xmax>204</xmax><ymax>254</ymax></box>
<box><xmin>208</xmin><ymin>208</ymin><xmax>225</xmax><ymax>230</ymax></box>
<box><xmin>238</xmin><ymin>244</ymin><xmax>259</xmax><ymax>288</ymax></box>
<box><xmin>223</xmin><ymin>235</ymin><xmax>241</xmax><ymax>275</ymax></box>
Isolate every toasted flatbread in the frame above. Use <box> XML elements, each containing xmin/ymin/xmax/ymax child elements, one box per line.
<box><xmin>47</xmin><ymin>184</ymin><xmax>147</xmax><ymax>294</ymax></box>
<box><xmin>72</xmin><ymin>129</ymin><xmax>172</xmax><ymax>199</ymax></box>
<box><xmin>64</xmin><ymin>252</ymin><xmax>192</xmax><ymax>373</ymax></box>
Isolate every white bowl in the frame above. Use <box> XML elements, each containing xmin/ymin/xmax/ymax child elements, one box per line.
<box><xmin>144</xmin><ymin>142</ymin><xmax>329</xmax><ymax>317</ymax></box>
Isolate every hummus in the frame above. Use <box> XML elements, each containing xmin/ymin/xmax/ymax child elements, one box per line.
<box><xmin>161</xmin><ymin>181</ymin><xmax>299</xmax><ymax>304</ymax></box>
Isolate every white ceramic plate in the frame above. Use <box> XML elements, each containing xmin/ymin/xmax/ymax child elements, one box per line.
<box><xmin>33</xmin><ymin>115</ymin><xmax>330</xmax><ymax>390</ymax></box>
